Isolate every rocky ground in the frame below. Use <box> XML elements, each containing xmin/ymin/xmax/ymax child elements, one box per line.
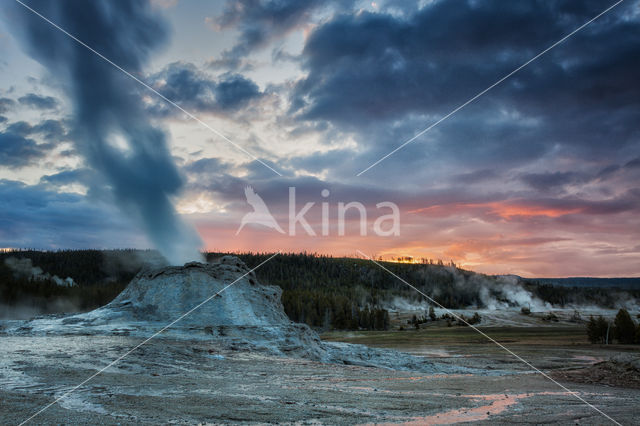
<box><xmin>1</xmin><ymin>334</ymin><xmax>638</xmax><ymax>425</ymax></box>
<box><xmin>553</xmin><ymin>354</ymin><xmax>640</xmax><ymax>390</ymax></box>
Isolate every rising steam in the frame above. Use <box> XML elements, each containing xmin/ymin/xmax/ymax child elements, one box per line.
<box><xmin>9</xmin><ymin>0</ymin><xmax>202</xmax><ymax>264</ymax></box>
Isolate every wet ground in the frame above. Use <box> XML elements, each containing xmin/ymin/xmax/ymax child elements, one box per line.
<box><xmin>1</xmin><ymin>333</ymin><xmax>638</xmax><ymax>425</ymax></box>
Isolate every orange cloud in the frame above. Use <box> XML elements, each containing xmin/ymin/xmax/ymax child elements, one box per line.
<box><xmin>483</xmin><ymin>202</ymin><xmax>582</xmax><ymax>219</ymax></box>
<box><xmin>409</xmin><ymin>201</ymin><xmax>582</xmax><ymax>220</ymax></box>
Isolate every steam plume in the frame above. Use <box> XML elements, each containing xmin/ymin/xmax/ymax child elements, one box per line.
<box><xmin>9</xmin><ymin>0</ymin><xmax>202</xmax><ymax>264</ymax></box>
<box><xmin>5</xmin><ymin>257</ymin><xmax>75</xmax><ymax>287</ymax></box>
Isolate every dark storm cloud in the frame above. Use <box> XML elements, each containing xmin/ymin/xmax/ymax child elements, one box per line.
<box><xmin>519</xmin><ymin>171</ymin><xmax>585</xmax><ymax>192</ymax></box>
<box><xmin>293</xmin><ymin>1</ymin><xmax>639</xmax><ymax>121</ymax></box>
<box><xmin>453</xmin><ymin>169</ymin><xmax>501</xmax><ymax>185</ymax></box>
<box><xmin>183</xmin><ymin>157</ymin><xmax>231</xmax><ymax>175</ymax></box>
<box><xmin>18</xmin><ymin>93</ymin><xmax>58</xmax><ymax>109</ymax></box>
<box><xmin>517</xmin><ymin>157</ymin><xmax>640</xmax><ymax>193</ymax></box>
<box><xmin>0</xmin><ymin>97</ymin><xmax>15</xmax><ymax>114</ymax></box>
<box><xmin>289</xmin><ymin>0</ymin><xmax>640</xmax><ymax>171</ymax></box>
<box><xmin>0</xmin><ymin>117</ymin><xmax>63</xmax><ymax>169</ymax></box>
<box><xmin>215</xmin><ymin>74</ymin><xmax>262</xmax><ymax>109</ymax></box>
<box><xmin>148</xmin><ymin>62</ymin><xmax>262</xmax><ymax>116</ymax></box>
<box><xmin>595</xmin><ymin>164</ymin><xmax>621</xmax><ymax>180</ymax></box>
<box><xmin>34</xmin><ymin>119</ymin><xmax>67</xmax><ymax>141</ymax></box>
<box><xmin>625</xmin><ymin>157</ymin><xmax>640</xmax><ymax>169</ymax></box>
<box><xmin>9</xmin><ymin>0</ymin><xmax>201</xmax><ymax>264</ymax></box>
<box><xmin>5</xmin><ymin>119</ymin><xmax>67</xmax><ymax>142</ymax></box>
<box><xmin>39</xmin><ymin>168</ymin><xmax>94</xmax><ymax>187</ymax></box>
<box><xmin>0</xmin><ymin>180</ymin><xmax>140</xmax><ymax>249</ymax></box>
<box><xmin>0</xmin><ymin>116</ymin><xmax>7</xmax><ymax>124</ymax></box>
<box><xmin>0</xmin><ymin>130</ymin><xmax>46</xmax><ymax>168</ymax></box>
<box><xmin>4</xmin><ymin>121</ymin><xmax>31</xmax><ymax>135</ymax></box>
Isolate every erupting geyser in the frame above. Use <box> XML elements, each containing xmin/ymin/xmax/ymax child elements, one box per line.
<box><xmin>10</xmin><ymin>0</ymin><xmax>202</xmax><ymax>265</ymax></box>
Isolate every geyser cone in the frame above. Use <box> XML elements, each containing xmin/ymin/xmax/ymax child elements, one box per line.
<box><xmin>109</xmin><ymin>256</ymin><xmax>288</xmax><ymax>326</ymax></box>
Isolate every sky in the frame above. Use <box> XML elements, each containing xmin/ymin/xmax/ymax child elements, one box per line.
<box><xmin>0</xmin><ymin>0</ymin><xmax>639</xmax><ymax>277</ymax></box>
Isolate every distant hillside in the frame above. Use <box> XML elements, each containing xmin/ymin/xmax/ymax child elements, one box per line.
<box><xmin>1</xmin><ymin>250</ymin><xmax>638</xmax><ymax>328</ymax></box>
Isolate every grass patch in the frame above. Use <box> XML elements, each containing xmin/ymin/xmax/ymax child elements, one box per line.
<box><xmin>321</xmin><ymin>326</ymin><xmax>589</xmax><ymax>348</ymax></box>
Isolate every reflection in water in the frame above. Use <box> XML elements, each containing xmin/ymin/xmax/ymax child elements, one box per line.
<box><xmin>374</xmin><ymin>391</ymin><xmax>569</xmax><ymax>425</ymax></box>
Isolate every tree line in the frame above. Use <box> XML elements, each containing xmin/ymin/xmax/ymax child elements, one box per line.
<box><xmin>586</xmin><ymin>309</ymin><xmax>640</xmax><ymax>344</ymax></box>
<box><xmin>2</xmin><ymin>250</ymin><xmax>638</xmax><ymax>333</ymax></box>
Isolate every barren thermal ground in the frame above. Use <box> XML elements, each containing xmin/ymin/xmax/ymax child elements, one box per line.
<box><xmin>1</xmin><ymin>333</ymin><xmax>638</xmax><ymax>425</ymax></box>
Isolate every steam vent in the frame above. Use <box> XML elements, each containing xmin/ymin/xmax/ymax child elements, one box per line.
<box><xmin>7</xmin><ymin>256</ymin><xmax>465</xmax><ymax>372</ymax></box>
